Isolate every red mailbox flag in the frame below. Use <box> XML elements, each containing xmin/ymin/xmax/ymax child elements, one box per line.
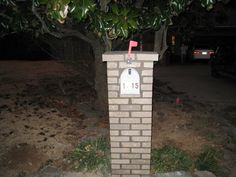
<box><xmin>128</xmin><ymin>40</ymin><xmax>138</xmax><ymax>59</ymax></box>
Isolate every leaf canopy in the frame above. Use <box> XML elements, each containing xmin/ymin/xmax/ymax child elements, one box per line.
<box><xmin>0</xmin><ymin>0</ymin><xmax>221</xmax><ymax>38</ymax></box>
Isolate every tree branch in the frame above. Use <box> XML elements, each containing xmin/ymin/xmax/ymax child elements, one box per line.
<box><xmin>0</xmin><ymin>13</ymin><xmax>12</xmax><ymax>21</ymax></box>
<box><xmin>31</xmin><ymin>0</ymin><xmax>93</xmax><ymax>45</ymax></box>
<box><xmin>60</xmin><ymin>28</ymin><xmax>93</xmax><ymax>45</ymax></box>
<box><xmin>31</xmin><ymin>0</ymin><xmax>61</xmax><ymax>38</ymax></box>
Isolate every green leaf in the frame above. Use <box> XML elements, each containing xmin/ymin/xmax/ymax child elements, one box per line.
<box><xmin>200</xmin><ymin>0</ymin><xmax>215</xmax><ymax>10</ymax></box>
<box><xmin>121</xmin><ymin>8</ymin><xmax>129</xmax><ymax>16</ymax></box>
<box><xmin>70</xmin><ymin>0</ymin><xmax>96</xmax><ymax>22</ymax></box>
<box><xmin>128</xmin><ymin>19</ymin><xmax>138</xmax><ymax>30</ymax></box>
<box><xmin>111</xmin><ymin>4</ymin><xmax>119</xmax><ymax>15</ymax></box>
<box><xmin>120</xmin><ymin>26</ymin><xmax>128</xmax><ymax>38</ymax></box>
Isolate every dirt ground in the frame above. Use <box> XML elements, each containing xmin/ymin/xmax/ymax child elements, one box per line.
<box><xmin>0</xmin><ymin>60</ymin><xmax>235</xmax><ymax>177</ymax></box>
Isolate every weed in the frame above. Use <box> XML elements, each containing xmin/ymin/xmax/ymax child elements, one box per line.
<box><xmin>195</xmin><ymin>146</ymin><xmax>222</xmax><ymax>174</ymax></box>
<box><xmin>206</xmin><ymin>131</ymin><xmax>217</xmax><ymax>141</ymax></box>
<box><xmin>69</xmin><ymin>139</ymin><xmax>222</xmax><ymax>176</ymax></box>
<box><xmin>17</xmin><ymin>172</ymin><xmax>26</xmax><ymax>177</ymax></box>
<box><xmin>70</xmin><ymin>137</ymin><xmax>110</xmax><ymax>176</ymax></box>
<box><xmin>151</xmin><ymin>145</ymin><xmax>193</xmax><ymax>173</ymax></box>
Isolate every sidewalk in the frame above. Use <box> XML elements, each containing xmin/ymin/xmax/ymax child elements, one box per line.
<box><xmin>32</xmin><ymin>166</ymin><xmax>219</xmax><ymax>177</ymax></box>
<box><xmin>31</xmin><ymin>166</ymin><xmax>104</xmax><ymax>177</ymax></box>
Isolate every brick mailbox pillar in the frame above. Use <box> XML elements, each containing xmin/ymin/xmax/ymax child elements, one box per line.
<box><xmin>103</xmin><ymin>51</ymin><xmax>158</xmax><ymax>177</ymax></box>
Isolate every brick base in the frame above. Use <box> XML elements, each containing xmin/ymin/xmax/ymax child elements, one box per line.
<box><xmin>103</xmin><ymin>51</ymin><xmax>158</xmax><ymax>177</ymax></box>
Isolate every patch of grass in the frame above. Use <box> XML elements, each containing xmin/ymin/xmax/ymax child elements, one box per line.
<box><xmin>195</xmin><ymin>146</ymin><xmax>222</xmax><ymax>174</ymax></box>
<box><xmin>69</xmin><ymin>138</ymin><xmax>222</xmax><ymax>176</ymax></box>
<box><xmin>70</xmin><ymin>137</ymin><xmax>110</xmax><ymax>176</ymax></box>
<box><xmin>206</xmin><ymin>131</ymin><xmax>217</xmax><ymax>141</ymax></box>
<box><xmin>151</xmin><ymin>145</ymin><xmax>193</xmax><ymax>173</ymax></box>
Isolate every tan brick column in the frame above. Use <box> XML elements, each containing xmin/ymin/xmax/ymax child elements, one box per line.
<box><xmin>103</xmin><ymin>51</ymin><xmax>158</xmax><ymax>177</ymax></box>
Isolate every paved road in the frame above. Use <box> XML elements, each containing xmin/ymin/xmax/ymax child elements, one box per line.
<box><xmin>156</xmin><ymin>63</ymin><xmax>236</xmax><ymax>105</ymax></box>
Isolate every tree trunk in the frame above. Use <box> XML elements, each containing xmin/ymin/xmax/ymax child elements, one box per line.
<box><xmin>41</xmin><ymin>31</ymin><xmax>109</xmax><ymax>113</ymax></box>
<box><xmin>91</xmin><ymin>39</ymin><xmax>108</xmax><ymax>113</ymax></box>
<box><xmin>154</xmin><ymin>25</ymin><xmax>168</xmax><ymax>62</ymax></box>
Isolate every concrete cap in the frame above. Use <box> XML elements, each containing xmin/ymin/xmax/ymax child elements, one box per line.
<box><xmin>102</xmin><ymin>51</ymin><xmax>159</xmax><ymax>62</ymax></box>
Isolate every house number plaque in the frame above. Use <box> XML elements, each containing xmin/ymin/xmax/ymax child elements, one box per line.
<box><xmin>120</xmin><ymin>68</ymin><xmax>140</xmax><ymax>95</ymax></box>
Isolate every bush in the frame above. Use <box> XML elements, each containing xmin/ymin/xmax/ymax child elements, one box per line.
<box><xmin>151</xmin><ymin>145</ymin><xmax>193</xmax><ymax>173</ymax></box>
<box><xmin>70</xmin><ymin>137</ymin><xmax>110</xmax><ymax>176</ymax></box>
<box><xmin>195</xmin><ymin>146</ymin><xmax>222</xmax><ymax>174</ymax></box>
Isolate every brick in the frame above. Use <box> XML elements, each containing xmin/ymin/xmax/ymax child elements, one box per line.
<box><xmin>109</xmin><ymin>105</ymin><xmax>119</xmax><ymax>111</ymax></box>
<box><xmin>110</xmin><ymin>130</ymin><xmax>120</xmax><ymax>136</ymax></box>
<box><xmin>131</xmin><ymin>148</ymin><xmax>151</xmax><ymax>153</ymax></box>
<box><xmin>132</xmin><ymin>136</ymin><xmax>151</xmax><ymax>142</ymax></box>
<box><xmin>142</xmin><ymin>92</ymin><xmax>152</xmax><ymax>98</ymax></box>
<box><xmin>143</xmin><ymin>62</ymin><xmax>153</xmax><ymax>68</ymax></box>
<box><xmin>141</xmin><ymin>165</ymin><xmax>150</xmax><ymax>170</ymax></box>
<box><xmin>111</xmin><ymin>148</ymin><xmax>130</xmax><ymax>153</ymax></box>
<box><xmin>109</xmin><ymin>112</ymin><xmax>129</xmax><ymax>117</ymax></box>
<box><xmin>142</xmin><ymin>154</ymin><xmax>151</xmax><ymax>159</ymax></box>
<box><xmin>111</xmin><ymin>175</ymin><xmax>121</xmax><ymax>177</ymax></box>
<box><xmin>122</xmin><ymin>165</ymin><xmax>140</xmax><ymax>170</ymax></box>
<box><xmin>107</xmin><ymin>62</ymin><xmax>118</xmax><ymax>68</ymax></box>
<box><xmin>141</xmin><ymin>84</ymin><xmax>153</xmax><ymax>91</ymax></box>
<box><xmin>131</xmin><ymin>112</ymin><xmax>152</xmax><ymax>117</ymax></box>
<box><xmin>120</xmin><ymin>105</ymin><xmax>141</xmax><ymax>111</ymax></box>
<box><xmin>113</xmin><ymin>169</ymin><xmax>131</xmax><ymax>175</ymax></box>
<box><xmin>110</xmin><ymin>118</ymin><xmax>120</xmax><ymax>124</ymax></box>
<box><xmin>119</xmin><ymin>62</ymin><xmax>141</xmax><ymax>68</ymax></box>
<box><xmin>121</xmin><ymin>130</ymin><xmax>140</xmax><ymax>136</ymax></box>
<box><xmin>131</xmin><ymin>159</ymin><xmax>150</xmax><ymax>165</ymax></box>
<box><xmin>141</xmin><ymin>118</ymin><xmax>152</xmax><ymax>124</ymax></box>
<box><xmin>122</xmin><ymin>175</ymin><xmax>141</xmax><ymax>177</ymax></box>
<box><xmin>131</xmin><ymin>124</ymin><xmax>151</xmax><ymax>130</ymax></box>
<box><xmin>108</xmin><ymin>85</ymin><xmax>119</xmax><ymax>91</ymax></box>
<box><xmin>110</xmin><ymin>124</ymin><xmax>130</xmax><ymax>130</ymax></box>
<box><xmin>142</xmin><ymin>130</ymin><xmax>151</xmax><ymax>136</ymax></box>
<box><xmin>111</xmin><ymin>153</ymin><xmax>121</xmax><ymax>159</ymax></box>
<box><xmin>103</xmin><ymin>53</ymin><xmax>125</xmax><ymax>61</ymax></box>
<box><xmin>131</xmin><ymin>170</ymin><xmax>150</xmax><ymax>175</ymax></box>
<box><xmin>120</xmin><ymin>118</ymin><xmax>141</xmax><ymax>124</ymax></box>
<box><xmin>121</xmin><ymin>154</ymin><xmax>141</xmax><ymax>159</ymax></box>
<box><xmin>141</xmin><ymin>70</ymin><xmax>153</xmax><ymax>76</ymax></box>
<box><xmin>109</xmin><ymin>91</ymin><xmax>118</xmax><ymax>98</ymax></box>
<box><xmin>143</xmin><ymin>77</ymin><xmax>153</xmax><ymax>84</ymax></box>
<box><xmin>112</xmin><ymin>159</ymin><xmax>130</xmax><ymax>164</ymax></box>
<box><xmin>110</xmin><ymin>142</ymin><xmax>120</xmax><ymax>147</ymax></box>
<box><xmin>136</xmin><ymin>53</ymin><xmax>159</xmax><ymax>61</ymax></box>
<box><xmin>142</xmin><ymin>142</ymin><xmax>151</xmax><ymax>148</ymax></box>
<box><xmin>121</xmin><ymin>142</ymin><xmax>141</xmax><ymax>148</ymax></box>
<box><xmin>109</xmin><ymin>99</ymin><xmax>129</xmax><ymax>104</ymax></box>
<box><xmin>110</xmin><ymin>136</ymin><xmax>130</xmax><ymax>142</ymax></box>
<box><xmin>108</xmin><ymin>77</ymin><xmax>118</xmax><ymax>84</ymax></box>
<box><xmin>112</xmin><ymin>164</ymin><xmax>121</xmax><ymax>169</ymax></box>
<box><xmin>120</xmin><ymin>94</ymin><xmax>141</xmax><ymax>98</ymax></box>
<box><xmin>142</xmin><ymin>105</ymin><xmax>152</xmax><ymax>111</ymax></box>
<box><xmin>131</xmin><ymin>98</ymin><xmax>152</xmax><ymax>105</ymax></box>
<box><xmin>108</xmin><ymin>70</ymin><xmax>119</xmax><ymax>76</ymax></box>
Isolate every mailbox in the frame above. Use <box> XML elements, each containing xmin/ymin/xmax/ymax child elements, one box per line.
<box><xmin>120</xmin><ymin>68</ymin><xmax>140</xmax><ymax>95</ymax></box>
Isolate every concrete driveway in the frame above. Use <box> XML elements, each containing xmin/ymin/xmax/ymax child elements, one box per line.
<box><xmin>156</xmin><ymin>63</ymin><xmax>236</xmax><ymax>105</ymax></box>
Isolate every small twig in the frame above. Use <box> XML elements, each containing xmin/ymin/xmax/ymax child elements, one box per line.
<box><xmin>31</xmin><ymin>0</ymin><xmax>61</xmax><ymax>38</ymax></box>
<box><xmin>0</xmin><ymin>13</ymin><xmax>12</xmax><ymax>21</ymax></box>
<box><xmin>58</xmin><ymin>80</ymin><xmax>66</xmax><ymax>95</ymax></box>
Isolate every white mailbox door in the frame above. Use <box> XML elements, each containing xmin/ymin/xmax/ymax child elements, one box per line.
<box><xmin>120</xmin><ymin>68</ymin><xmax>140</xmax><ymax>95</ymax></box>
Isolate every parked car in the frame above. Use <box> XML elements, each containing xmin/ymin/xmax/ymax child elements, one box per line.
<box><xmin>190</xmin><ymin>45</ymin><xmax>215</xmax><ymax>60</ymax></box>
<box><xmin>210</xmin><ymin>45</ymin><xmax>236</xmax><ymax>79</ymax></box>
